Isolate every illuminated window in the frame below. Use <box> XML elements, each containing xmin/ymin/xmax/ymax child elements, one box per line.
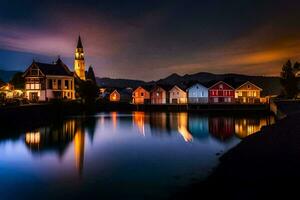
<box><xmin>65</xmin><ymin>80</ymin><xmax>69</xmax><ymax>89</ymax></box>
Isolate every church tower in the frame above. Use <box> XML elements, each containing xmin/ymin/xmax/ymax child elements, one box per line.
<box><xmin>74</xmin><ymin>36</ymin><xmax>86</xmax><ymax>80</ymax></box>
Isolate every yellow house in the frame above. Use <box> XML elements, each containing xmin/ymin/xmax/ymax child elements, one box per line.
<box><xmin>235</xmin><ymin>81</ymin><xmax>262</xmax><ymax>104</ymax></box>
<box><xmin>132</xmin><ymin>86</ymin><xmax>151</xmax><ymax>104</ymax></box>
<box><xmin>169</xmin><ymin>85</ymin><xmax>188</xmax><ymax>104</ymax></box>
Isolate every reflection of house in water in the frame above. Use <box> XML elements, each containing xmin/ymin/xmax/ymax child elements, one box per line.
<box><xmin>111</xmin><ymin>112</ymin><xmax>118</xmax><ymax>129</ymax></box>
<box><xmin>187</xmin><ymin>114</ymin><xmax>209</xmax><ymax>140</ymax></box>
<box><xmin>25</xmin><ymin>120</ymin><xmax>77</xmax><ymax>155</ymax></box>
<box><xmin>235</xmin><ymin>117</ymin><xmax>275</xmax><ymax>139</ymax></box>
<box><xmin>24</xmin><ymin>117</ymin><xmax>97</xmax><ymax>176</ymax></box>
<box><xmin>132</xmin><ymin>112</ymin><xmax>149</xmax><ymax>136</ymax></box>
<box><xmin>170</xmin><ymin>113</ymin><xmax>193</xmax><ymax>142</ymax></box>
<box><xmin>209</xmin><ymin>117</ymin><xmax>235</xmax><ymax>140</ymax></box>
<box><xmin>149</xmin><ymin>112</ymin><xmax>171</xmax><ymax>136</ymax></box>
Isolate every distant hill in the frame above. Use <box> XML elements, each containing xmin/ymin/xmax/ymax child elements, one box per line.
<box><xmin>97</xmin><ymin>72</ymin><xmax>282</xmax><ymax>96</ymax></box>
<box><xmin>96</xmin><ymin>77</ymin><xmax>154</xmax><ymax>88</ymax></box>
<box><xmin>0</xmin><ymin>69</ymin><xmax>281</xmax><ymax>96</ymax></box>
<box><xmin>0</xmin><ymin>70</ymin><xmax>20</xmax><ymax>82</ymax></box>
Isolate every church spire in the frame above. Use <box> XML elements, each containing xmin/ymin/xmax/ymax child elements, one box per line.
<box><xmin>74</xmin><ymin>35</ymin><xmax>86</xmax><ymax>80</ymax></box>
<box><xmin>77</xmin><ymin>35</ymin><xmax>83</xmax><ymax>49</ymax></box>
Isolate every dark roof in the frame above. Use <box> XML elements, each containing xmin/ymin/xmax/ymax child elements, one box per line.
<box><xmin>77</xmin><ymin>36</ymin><xmax>83</xmax><ymax>48</ymax></box>
<box><xmin>111</xmin><ymin>88</ymin><xmax>132</xmax><ymax>100</ymax></box>
<box><xmin>152</xmin><ymin>84</ymin><xmax>173</xmax><ymax>92</ymax></box>
<box><xmin>207</xmin><ymin>80</ymin><xmax>235</xmax><ymax>89</ymax></box>
<box><xmin>173</xmin><ymin>83</ymin><xmax>188</xmax><ymax>91</ymax></box>
<box><xmin>133</xmin><ymin>85</ymin><xmax>154</xmax><ymax>92</ymax></box>
<box><xmin>34</xmin><ymin>58</ymin><xmax>73</xmax><ymax>76</ymax></box>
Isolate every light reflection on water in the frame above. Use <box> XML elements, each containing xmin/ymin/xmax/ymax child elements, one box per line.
<box><xmin>0</xmin><ymin>112</ymin><xmax>274</xmax><ymax>199</ymax></box>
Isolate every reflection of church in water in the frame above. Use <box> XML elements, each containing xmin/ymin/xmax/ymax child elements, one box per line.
<box><xmin>25</xmin><ymin>118</ymin><xmax>97</xmax><ymax>175</ymax></box>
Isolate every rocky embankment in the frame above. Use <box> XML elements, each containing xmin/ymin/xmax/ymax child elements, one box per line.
<box><xmin>175</xmin><ymin>102</ymin><xmax>300</xmax><ymax>199</ymax></box>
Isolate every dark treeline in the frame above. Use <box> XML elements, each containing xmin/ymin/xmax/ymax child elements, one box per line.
<box><xmin>280</xmin><ymin>60</ymin><xmax>300</xmax><ymax>99</ymax></box>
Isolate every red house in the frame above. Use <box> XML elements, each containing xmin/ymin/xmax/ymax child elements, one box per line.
<box><xmin>208</xmin><ymin>81</ymin><xmax>235</xmax><ymax>103</ymax></box>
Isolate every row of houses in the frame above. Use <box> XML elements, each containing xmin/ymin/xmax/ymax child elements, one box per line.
<box><xmin>109</xmin><ymin>81</ymin><xmax>266</xmax><ymax>104</ymax></box>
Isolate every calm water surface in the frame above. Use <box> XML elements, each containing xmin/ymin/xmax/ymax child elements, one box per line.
<box><xmin>0</xmin><ymin>112</ymin><xmax>275</xmax><ymax>199</ymax></box>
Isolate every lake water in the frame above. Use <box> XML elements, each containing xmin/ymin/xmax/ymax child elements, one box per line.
<box><xmin>0</xmin><ymin>112</ymin><xmax>275</xmax><ymax>199</ymax></box>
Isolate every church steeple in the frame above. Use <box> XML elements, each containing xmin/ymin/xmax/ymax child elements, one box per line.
<box><xmin>74</xmin><ymin>35</ymin><xmax>86</xmax><ymax>80</ymax></box>
<box><xmin>77</xmin><ymin>36</ymin><xmax>83</xmax><ymax>49</ymax></box>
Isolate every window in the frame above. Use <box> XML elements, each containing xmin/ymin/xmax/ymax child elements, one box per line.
<box><xmin>65</xmin><ymin>80</ymin><xmax>69</xmax><ymax>89</ymax></box>
<box><xmin>219</xmin><ymin>84</ymin><xmax>223</xmax><ymax>89</ymax></box>
<box><xmin>58</xmin><ymin>80</ymin><xmax>61</xmax><ymax>89</ymax></box>
<box><xmin>70</xmin><ymin>81</ymin><xmax>73</xmax><ymax>90</ymax></box>
<box><xmin>202</xmin><ymin>91</ymin><xmax>204</xmax><ymax>97</ymax></box>
<box><xmin>247</xmin><ymin>85</ymin><xmax>250</xmax><ymax>89</ymax></box>
<box><xmin>35</xmin><ymin>84</ymin><xmax>40</xmax><ymax>89</ymax></box>
<box><xmin>141</xmin><ymin>92</ymin><xmax>144</xmax><ymax>97</ymax></box>
<box><xmin>48</xmin><ymin>79</ymin><xmax>53</xmax><ymax>89</ymax></box>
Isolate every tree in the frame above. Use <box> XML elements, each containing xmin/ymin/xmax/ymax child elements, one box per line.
<box><xmin>9</xmin><ymin>72</ymin><xmax>25</xmax><ymax>89</ymax></box>
<box><xmin>86</xmin><ymin>65</ymin><xmax>96</xmax><ymax>84</ymax></box>
<box><xmin>78</xmin><ymin>80</ymin><xmax>99</xmax><ymax>104</ymax></box>
<box><xmin>280</xmin><ymin>60</ymin><xmax>298</xmax><ymax>98</ymax></box>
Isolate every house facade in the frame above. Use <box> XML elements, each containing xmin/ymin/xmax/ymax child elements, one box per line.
<box><xmin>150</xmin><ymin>85</ymin><xmax>169</xmax><ymax>104</ymax></box>
<box><xmin>132</xmin><ymin>86</ymin><xmax>150</xmax><ymax>104</ymax></box>
<box><xmin>187</xmin><ymin>83</ymin><xmax>208</xmax><ymax>103</ymax></box>
<box><xmin>235</xmin><ymin>81</ymin><xmax>262</xmax><ymax>104</ymax></box>
<box><xmin>209</xmin><ymin>81</ymin><xmax>235</xmax><ymax>103</ymax></box>
<box><xmin>110</xmin><ymin>88</ymin><xmax>132</xmax><ymax>103</ymax></box>
<box><xmin>109</xmin><ymin>90</ymin><xmax>120</xmax><ymax>102</ymax></box>
<box><xmin>169</xmin><ymin>85</ymin><xmax>187</xmax><ymax>104</ymax></box>
<box><xmin>23</xmin><ymin>58</ymin><xmax>75</xmax><ymax>102</ymax></box>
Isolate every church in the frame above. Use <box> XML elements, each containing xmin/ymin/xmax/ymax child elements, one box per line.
<box><xmin>23</xmin><ymin>36</ymin><xmax>86</xmax><ymax>101</ymax></box>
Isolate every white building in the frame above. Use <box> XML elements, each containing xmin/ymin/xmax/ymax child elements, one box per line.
<box><xmin>187</xmin><ymin>83</ymin><xmax>208</xmax><ymax>103</ymax></box>
<box><xmin>23</xmin><ymin>58</ymin><xmax>75</xmax><ymax>102</ymax></box>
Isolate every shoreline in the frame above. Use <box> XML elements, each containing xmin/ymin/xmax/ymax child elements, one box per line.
<box><xmin>174</xmin><ymin>102</ymin><xmax>300</xmax><ymax>199</ymax></box>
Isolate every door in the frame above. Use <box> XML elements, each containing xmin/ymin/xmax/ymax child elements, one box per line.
<box><xmin>30</xmin><ymin>92</ymin><xmax>39</xmax><ymax>102</ymax></box>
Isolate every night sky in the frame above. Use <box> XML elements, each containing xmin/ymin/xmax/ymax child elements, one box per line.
<box><xmin>1</xmin><ymin>0</ymin><xmax>300</xmax><ymax>80</ymax></box>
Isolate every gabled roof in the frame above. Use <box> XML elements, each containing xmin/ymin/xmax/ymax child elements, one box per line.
<box><xmin>24</xmin><ymin>58</ymin><xmax>73</xmax><ymax>77</ymax></box>
<box><xmin>151</xmin><ymin>84</ymin><xmax>173</xmax><ymax>92</ymax></box>
<box><xmin>187</xmin><ymin>82</ymin><xmax>209</xmax><ymax>90</ymax></box>
<box><xmin>236</xmin><ymin>81</ymin><xmax>263</xmax><ymax>91</ymax></box>
<box><xmin>208</xmin><ymin>81</ymin><xmax>235</xmax><ymax>90</ymax></box>
<box><xmin>133</xmin><ymin>85</ymin><xmax>153</xmax><ymax>92</ymax></box>
<box><xmin>170</xmin><ymin>85</ymin><xmax>188</xmax><ymax>93</ymax></box>
<box><xmin>111</xmin><ymin>88</ymin><xmax>132</xmax><ymax>99</ymax></box>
